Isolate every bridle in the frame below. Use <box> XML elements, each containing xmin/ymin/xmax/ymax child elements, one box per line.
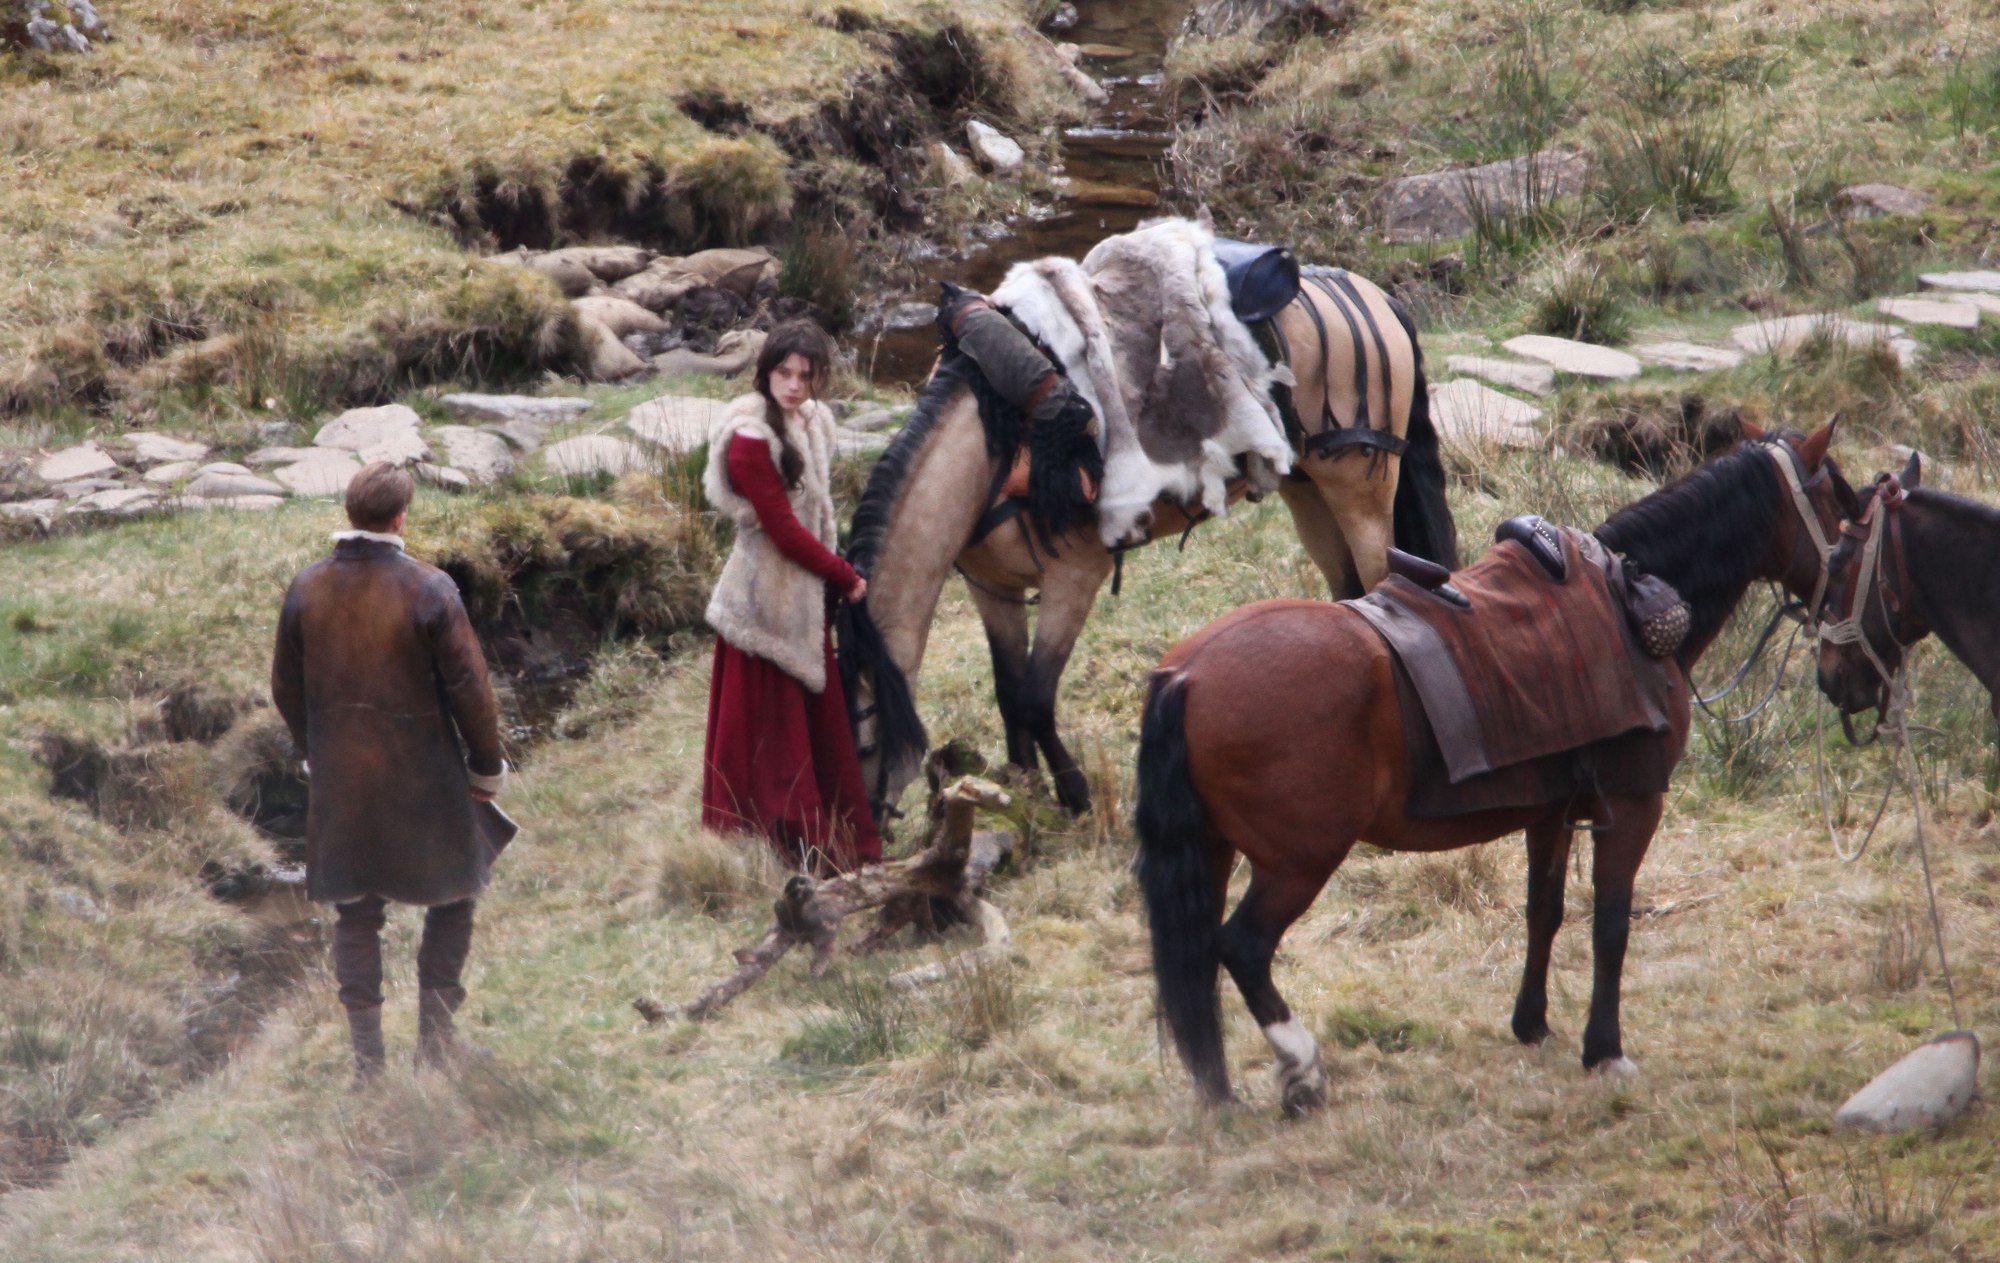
<box><xmin>1816</xmin><ymin>470</ymin><xmax>1915</xmax><ymax>742</ymax></box>
<box><xmin>1691</xmin><ymin>439</ymin><xmax>1840</xmax><ymax>723</ymax></box>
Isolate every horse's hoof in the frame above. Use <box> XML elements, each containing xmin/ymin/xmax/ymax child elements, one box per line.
<box><xmin>1587</xmin><ymin>1056</ymin><xmax>1640</xmax><ymax>1082</ymax></box>
<box><xmin>1280</xmin><ymin>1076</ymin><xmax>1327</xmax><ymax>1118</ymax></box>
<box><xmin>1513</xmin><ymin>1021</ymin><xmax>1553</xmax><ymax>1047</ymax></box>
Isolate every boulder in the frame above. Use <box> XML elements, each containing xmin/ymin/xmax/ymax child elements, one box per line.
<box><xmin>360</xmin><ymin>434</ymin><xmax>432</xmax><ymax>467</ymax></box>
<box><xmin>437</xmin><ymin>393</ymin><xmax>593</xmax><ymax>425</ymax></box>
<box><xmin>483</xmin><ymin>420</ymin><xmax>546</xmax><ymax>453</ymax></box>
<box><xmin>832</xmin><ymin>427</ymin><xmax>891</xmax><ymax>459</ymax></box>
<box><xmin>1043</xmin><ymin>1</ymin><xmax>1079</xmax><ymax>30</ymax></box>
<box><xmin>573</xmin><ymin>293</ymin><xmax>670</xmax><ymax>339</ymax></box>
<box><xmin>415</xmin><ymin>464</ymin><xmax>473</xmax><ymax>493</ymax></box>
<box><xmin>1027</xmin><ymin>31</ymin><xmax>1108</xmax><ymax>105</ymax></box>
<box><xmin>928</xmin><ymin>141</ymin><xmax>977</xmax><ymax>187</ymax></box>
<box><xmin>245</xmin><ymin>446</ymin><xmax>321</xmax><ymax>466</ymax></box>
<box><xmin>1876</xmin><ymin>296</ymin><xmax>1980</xmax><ymax>329</ymax></box>
<box><xmin>1378</xmin><ymin>148</ymin><xmax>1593</xmax><ymax>244</ymax></box>
<box><xmin>613</xmin><ymin>264</ymin><xmax>705</xmax><ymax>313</ymax></box>
<box><xmin>185</xmin><ymin>470</ymin><xmax>288</xmax><ymax>500</ymax></box>
<box><xmin>126</xmin><ymin>432</ymin><xmax>210</xmax><ymax>467</ymax></box>
<box><xmin>506</xmin><ymin>252</ymin><xmax>596</xmax><ymax>298</ymax></box>
<box><xmin>1729</xmin><ymin>313</ymin><xmax>1902</xmax><ymax>354</ymax></box>
<box><xmin>1919</xmin><ymin>270</ymin><xmax>2000</xmax><ymax>294</ymax></box>
<box><xmin>1836</xmin><ymin>184</ymin><xmax>1932</xmax><ymax>221</ymax></box>
<box><xmin>37</xmin><ymin>444</ymin><xmax>117</xmax><ymax>483</ymax></box>
<box><xmin>1430</xmin><ymin>379</ymin><xmax>1544</xmax><ymax>449</ymax></box>
<box><xmin>845</xmin><ymin>407</ymin><xmax>898</xmax><ymax>433</ymax></box>
<box><xmin>54</xmin><ymin>478</ymin><xmax>124</xmax><ymax>500</ymax></box>
<box><xmin>677</xmin><ymin>248</ymin><xmax>778</xmax><ymax>300</ymax></box>
<box><xmin>1834</xmin><ymin>1031</ymin><xmax>1979</xmax><ymax>1133</ymax></box>
<box><xmin>543</xmin><ymin>435</ymin><xmax>649</xmax><ymax>477</ymax></box>
<box><xmin>273</xmin><ymin>455</ymin><xmax>362</xmax><ymax>498</ymax></box>
<box><xmin>541</xmin><ymin>245</ymin><xmax>654</xmax><ymax>283</ymax></box>
<box><xmin>1630</xmin><ymin>341</ymin><xmax>1745</xmax><ymax>373</ymax></box>
<box><xmin>1442</xmin><ymin>354</ymin><xmax>1557</xmax><ymax>397</ymax></box>
<box><xmin>580</xmin><ymin>317</ymin><xmax>650</xmax><ymax>382</ymax></box>
<box><xmin>143</xmin><ymin>461</ymin><xmax>200</xmax><ymax>484</ymax></box>
<box><xmin>966</xmin><ymin>121</ymin><xmax>1026</xmax><ymax>176</ymax></box>
<box><xmin>652</xmin><ymin>329</ymin><xmax>765</xmax><ymax>378</ymax></box>
<box><xmin>73</xmin><ymin>488</ymin><xmax>158</xmax><ymax>518</ymax></box>
<box><xmin>627</xmin><ymin>395</ymin><xmax>728</xmax><ymax>453</ymax></box>
<box><xmin>432</xmin><ymin>426</ymin><xmax>516</xmax><ymax>484</ymax></box>
<box><xmin>0</xmin><ymin>499</ymin><xmax>61</xmax><ymax>527</ymax></box>
<box><xmin>314</xmin><ymin>404</ymin><xmax>425</xmax><ymax>453</ymax></box>
<box><xmin>175</xmin><ymin>494</ymin><xmax>285</xmax><ymax>512</ymax></box>
<box><xmin>255</xmin><ymin>419</ymin><xmax>306</xmax><ymax>447</ymax></box>
<box><xmin>1501</xmin><ymin>335</ymin><xmax>1642</xmax><ymax>381</ymax></box>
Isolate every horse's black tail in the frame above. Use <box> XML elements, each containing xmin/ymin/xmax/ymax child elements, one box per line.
<box><xmin>835</xmin><ymin>597</ymin><xmax>926</xmax><ymax>824</ymax></box>
<box><xmin>1388</xmin><ymin>300</ymin><xmax>1460</xmax><ymax>569</ymax></box>
<box><xmin>1134</xmin><ymin>669</ymin><xmax>1232</xmax><ymax>1105</ymax></box>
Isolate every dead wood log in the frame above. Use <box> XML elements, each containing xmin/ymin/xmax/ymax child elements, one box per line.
<box><xmin>641</xmin><ymin>776</ymin><xmax>1015</xmax><ymax>1024</ymax></box>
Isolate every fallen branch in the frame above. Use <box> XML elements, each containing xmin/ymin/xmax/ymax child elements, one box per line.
<box><xmin>637</xmin><ymin>776</ymin><xmax>1015</xmax><ymax>1024</ymax></box>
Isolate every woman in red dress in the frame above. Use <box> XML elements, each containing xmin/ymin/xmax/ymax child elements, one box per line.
<box><xmin>701</xmin><ymin>321</ymin><xmax>882</xmax><ymax>870</ymax></box>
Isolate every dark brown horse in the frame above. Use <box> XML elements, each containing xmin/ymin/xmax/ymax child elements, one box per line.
<box><xmin>1818</xmin><ymin>451</ymin><xmax>2000</xmax><ymax>725</ymax></box>
<box><xmin>1134</xmin><ymin>423</ymin><xmax>1855</xmax><ymax>1114</ymax></box>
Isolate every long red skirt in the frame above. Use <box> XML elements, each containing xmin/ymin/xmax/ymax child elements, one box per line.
<box><xmin>702</xmin><ymin>631</ymin><xmax>882</xmax><ymax>870</ymax></box>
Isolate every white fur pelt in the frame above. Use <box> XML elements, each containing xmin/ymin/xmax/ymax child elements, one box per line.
<box><xmin>703</xmin><ymin>394</ymin><xmax>841</xmax><ymax>692</ymax></box>
<box><xmin>992</xmin><ymin>216</ymin><xmax>1294</xmax><ymax>547</ymax></box>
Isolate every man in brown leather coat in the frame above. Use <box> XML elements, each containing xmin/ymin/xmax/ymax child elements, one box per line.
<box><xmin>271</xmin><ymin>462</ymin><xmax>508</xmax><ymax>1085</ymax></box>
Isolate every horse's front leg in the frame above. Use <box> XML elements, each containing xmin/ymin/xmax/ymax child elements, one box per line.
<box><xmin>1581</xmin><ymin>794</ymin><xmax>1664</xmax><ymax>1078</ymax></box>
<box><xmin>1511</xmin><ymin>814</ymin><xmax>1575</xmax><ymax>1047</ymax></box>
<box><xmin>1021</xmin><ymin>546</ymin><xmax>1113</xmax><ymax>816</ymax></box>
<box><xmin>965</xmin><ymin>580</ymin><xmax>1038</xmax><ymax>772</ymax></box>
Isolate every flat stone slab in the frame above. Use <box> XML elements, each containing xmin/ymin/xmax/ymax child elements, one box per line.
<box><xmin>1630</xmin><ymin>341</ymin><xmax>1745</xmax><ymax>373</ymax></box>
<box><xmin>482</xmin><ymin>420</ymin><xmax>545</xmax><ymax>453</ymax></box>
<box><xmin>194</xmin><ymin>461</ymin><xmax>255</xmax><ymax>477</ymax></box>
<box><xmin>1919</xmin><ymin>270</ymin><xmax>2000</xmax><ymax>294</ymax></box>
<box><xmin>73</xmin><ymin>487</ymin><xmax>158</xmax><ymax>517</ymax></box>
<box><xmin>1501</xmin><ymin>335</ymin><xmax>1641</xmax><ymax>380</ymax></box>
<box><xmin>627</xmin><ymin>395</ymin><xmax>728</xmax><ymax>453</ymax></box>
<box><xmin>314</xmin><ymin>403</ymin><xmax>424</xmax><ymax>453</ymax></box>
<box><xmin>438</xmin><ymin>394</ymin><xmax>593</xmax><ymax>425</ymax></box>
<box><xmin>185</xmin><ymin>470</ymin><xmax>288</xmax><ymax>499</ymax></box>
<box><xmin>0</xmin><ymin>499</ymin><xmax>60</xmax><ymax>525</ymax></box>
<box><xmin>126</xmin><ymin>432</ymin><xmax>209</xmax><ymax>466</ymax></box>
<box><xmin>273</xmin><ymin>455</ymin><xmax>362</xmax><ymax>498</ymax></box>
<box><xmin>543</xmin><ymin>435</ymin><xmax>648</xmax><ymax>478</ymax></box>
<box><xmin>54</xmin><ymin>478</ymin><xmax>123</xmax><ymax>499</ymax></box>
<box><xmin>174</xmin><ymin>494</ymin><xmax>285</xmax><ymax>511</ymax></box>
<box><xmin>1877</xmin><ymin>296</ymin><xmax>1981</xmax><ymax>328</ymax></box>
<box><xmin>245</xmin><ymin>446</ymin><xmax>319</xmax><ymax>466</ymax></box>
<box><xmin>37</xmin><ymin>444</ymin><xmax>117</xmax><ymax>483</ymax></box>
<box><xmin>416</xmin><ymin>464</ymin><xmax>472</xmax><ymax>493</ymax></box>
<box><xmin>432</xmin><ymin>426</ymin><xmax>515</xmax><ymax>484</ymax></box>
<box><xmin>845</xmin><ymin>407</ymin><xmax>898</xmax><ymax>433</ymax></box>
<box><xmin>832</xmin><ymin>427</ymin><xmax>892</xmax><ymax>459</ymax></box>
<box><xmin>1430</xmin><ymin>378</ymin><xmax>1544</xmax><ymax>449</ymax></box>
<box><xmin>1729</xmin><ymin>314</ymin><xmax>1903</xmax><ymax>354</ymax></box>
<box><xmin>1951</xmin><ymin>291</ymin><xmax>2000</xmax><ymax>319</ymax></box>
<box><xmin>1835</xmin><ymin>1031</ymin><xmax>1979</xmax><ymax>1133</ymax></box>
<box><xmin>143</xmin><ymin>461</ymin><xmax>199</xmax><ymax>484</ymax></box>
<box><xmin>1442</xmin><ymin>354</ymin><xmax>1556</xmax><ymax>397</ymax></box>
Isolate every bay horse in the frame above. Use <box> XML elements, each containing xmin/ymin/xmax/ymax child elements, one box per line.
<box><xmin>841</xmin><ymin>269</ymin><xmax>1458</xmax><ymax>824</ymax></box>
<box><xmin>1818</xmin><ymin>451</ymin><xmax>2000</xmax><ymax>727</ymax></box>
<box><xmin>1134</xmin><ymin>423</ymin><xmax>1855</xmax><ymax>1114</ymax></box>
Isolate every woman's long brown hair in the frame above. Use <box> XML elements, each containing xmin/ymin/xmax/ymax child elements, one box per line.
<box><xmin>753</xmin><ymin>320</ymin><xmax>836</xmax><ymax>490</ymax></box>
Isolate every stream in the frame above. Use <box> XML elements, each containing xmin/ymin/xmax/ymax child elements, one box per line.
<box><xmin>864</xmin><ymin>0</ymin><xmax>1187</xmax><ymax>386</ymax></box>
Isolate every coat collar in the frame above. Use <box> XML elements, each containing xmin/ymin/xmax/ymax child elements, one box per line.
<box><xmin>330</xmin><ymin>529</ymin><xmax>406</xmax><ymax>553</ymax></box>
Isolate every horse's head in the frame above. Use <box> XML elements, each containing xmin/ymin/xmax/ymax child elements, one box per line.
<box><xmin>1816</xmin><ymin>451</ymin><xmax>1925</xmax><ymax>726</ymax></box>
<box><xmin>1740</xmin><ymin>416</ymin><xmax>1857</xmax><ymax>613</ymax></box>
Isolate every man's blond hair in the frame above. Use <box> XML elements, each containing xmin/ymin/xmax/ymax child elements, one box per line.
<box><xmin>345</xmin><ymin>462</ymin><xmax>415</xmax><ymax>531</ymax></box>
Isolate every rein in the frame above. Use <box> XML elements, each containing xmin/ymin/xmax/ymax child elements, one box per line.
<box><xmin>1808</xmin><ymin>472</ymin><xmax>1962</xmax><ymax>1029</ymax></box>
<box><xmin>1689</xmin><ymin>441</ymin><xmax>1835</xmax><ymax>724</ymax></box>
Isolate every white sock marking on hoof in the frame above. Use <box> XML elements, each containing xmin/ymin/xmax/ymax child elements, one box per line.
<box><xmin>1263</xmin><ymin>1018</ymin><xmax>1326</xmax><ymax>1095</ymax></box>
<box><xmin>1590</xmin><ymin>1056</ymin><xmax>1640</xmax><ymax>1082</ymax></box>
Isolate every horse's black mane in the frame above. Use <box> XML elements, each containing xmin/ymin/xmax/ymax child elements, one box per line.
<box><xmin>1594</xmin><ymin>440</ymin><xmax>1786</xmax><ymax>655</ymax></box>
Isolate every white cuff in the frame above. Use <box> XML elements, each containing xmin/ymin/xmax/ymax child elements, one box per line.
<box><xmin>467</xmin><ymin>761</ymin><xmax>508</xmax><ymax>795</ymax></box>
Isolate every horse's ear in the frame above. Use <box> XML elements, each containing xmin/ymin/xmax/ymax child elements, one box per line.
<box><xmin>1739</xmin><ymin>418</ymin><xmax>1767</xmax><ymax>443</ymax></box>
<box><xmin>1901</xmin><ymin>448</ymin><xmax>1923</xmax><ymax>490</ymax></box>
<box><xmin>1195</xmin><ymin>204</ymin><xmax>1215</xmax><ymax>232</ymax></box>
<box><xmin>1797</xmin><ymin>416</ymin><xmax>1837</xmax><ymax>470</ymax></box>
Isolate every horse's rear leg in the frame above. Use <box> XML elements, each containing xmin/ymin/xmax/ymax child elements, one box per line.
<box><xmin>1277</xmin><ymin>479</ymin><xmax>1357</xmax><ymax>600</ymax></box>
<box><xmin>1581</xmin><ymin>795</ymin><xmax>1663</xmax><ymax>1078</ymax></box>
<box><xmin>1220</xmin><ymin>863</ymin><xmax>1343</xmax><ymax>1116</ymax></box>
<box><xmin>1314</xmin><ymin>458</ymin><xmax>1398</xmax><ymax>595</ymax></box>
<box><xmin>1511</xmin><ymin>815</ymin><xmax>1575</xmax><ymax>1047</ymax></box>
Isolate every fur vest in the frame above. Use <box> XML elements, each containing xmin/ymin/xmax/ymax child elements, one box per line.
<box><xmin>703</xmin><ymin>394</ymin><xmax>841</xmax><ymax>691</ymax></box>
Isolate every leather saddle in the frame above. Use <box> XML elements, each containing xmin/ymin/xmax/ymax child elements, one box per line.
<box><xmin>1386</xmin><ymin>548</ymin><xmax>1468</xmax><ymax>607</ymax></box>
<box><xmin>1212</xmin><ymin>237</ymin><xmax>1302</xmax><ymax>325</ymax></box>
<box><xmin>1495</xmin><ymin>515</ymin><xmax>1567</xmax><ymax>580</ymax></box>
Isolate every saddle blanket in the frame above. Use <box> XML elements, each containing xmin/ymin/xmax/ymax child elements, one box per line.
<box><xmin>1348</xmin><ymin>528</ymin><xmax>1678</xmax><ymax>799</ymax></box>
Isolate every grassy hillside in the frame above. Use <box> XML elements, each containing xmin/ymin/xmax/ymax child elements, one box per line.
<box><xmin>0</xmin><ymin>0</ymin><xmax>1057</xmax><ymax>428</ymax></box>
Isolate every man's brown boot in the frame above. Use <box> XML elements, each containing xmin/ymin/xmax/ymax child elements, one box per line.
<box><xmin>416</xmin><ymin>987</ymin><xmax>487</xmax><ymax>1067</ymax></box>
<box><xmin>347</xmin><ymin>1004</ymin><xmax>386</xmax><ymax>1090</ymax></box>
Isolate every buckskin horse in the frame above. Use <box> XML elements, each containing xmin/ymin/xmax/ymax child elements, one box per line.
<box><xmin>840</xmin><ymin>260</ymin><xmax>1458</xmax><ymax>825</ymax></box>
<box><xmin>1133</xmin><ymin>423</ymin><xmax>1854</xmax><ymax>1114</ymax></box>
<box><xmin>1818</xmin><ymin>451</ymin><xmax>2000</xmax><ymax>728</ymax></box>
